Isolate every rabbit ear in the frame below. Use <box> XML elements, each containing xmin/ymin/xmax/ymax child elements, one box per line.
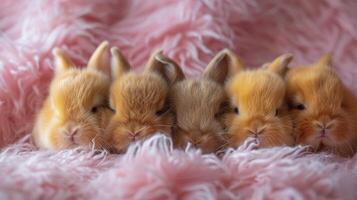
<box><xmin>111</xmin><ymin>47</ymin><xmax>131</xmax><ymax>78</ymax></box>
<box><xmin>52</xmin><ymin>48</ymin><xmax>76</xmax><ymax>74</ymax></box>
<box><xmin>204</xmin><ymin>49</ymin><xmax>244</xmax><ymax>84</ymax></box>
<box><xmin>87</xmin><ymin>41</ymin><xmax>109</xmax><ymax>72</ymax></box>
<box><xmin>145</xmin><ymin>50</ymin><xmax>185</xmax><ymax>85</ymax></box>
<box><xmin>265</xmin><ymin>53</ymin><xmax>293</xmax><ymax>76</ymax></box>
<box><xmin>316</xmin><ymin>54</ymin><xmax>332</xmax><ymax>69</ymax></box>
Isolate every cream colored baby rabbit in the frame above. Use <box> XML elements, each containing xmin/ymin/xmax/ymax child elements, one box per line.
<box><xmin>286</xmin><ymin>55</ymin><xmax>357</xmax><ymax>157</ymax></box>
<box><xmin>33</xmin><ymin>42</ymin><xmax>113</xmax><ymax>150</ymax></box>
<box><xmin>106</xmin><ymin>48</ymin><xmax>184</xmax><ymax>153</ymax></box>
<box><xmin>225</xmin><ymin>53</ymin><xmax>295</xmax><ymax>148</ymax></box>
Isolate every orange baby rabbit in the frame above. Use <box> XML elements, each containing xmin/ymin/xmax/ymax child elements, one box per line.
<box><xmin>171</xmin><ymin>49</ymin><xmax>241</xmax><ymax>153</ymax></box>
<box><xmin>32</xmin><ymin>41</ymin><xmax>113</xmax><ymax>150</ymax></box>
<box><xmin>226</xmin><ymin>53</ymin><xmax>294</xmax><ymax>148</ymax></box>
<box><xmin>107</xmin><ymin>48</ymin><xmax>184</xmax><ymax>153</ymax></box>
<box><xmin>286</xmin><ymin>55</ymin><xmax>357</xmax><ymax>157</ymax></box>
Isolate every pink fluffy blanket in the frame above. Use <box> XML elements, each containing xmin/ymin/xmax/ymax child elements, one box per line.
<box><xmin>1</xmin><ymin>0</ymin><xmax>357</xmax><ymax>199</ymax></box>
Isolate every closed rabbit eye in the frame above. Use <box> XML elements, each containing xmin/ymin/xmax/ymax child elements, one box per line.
<box><xmin>91</xmin><ymin>105</ymin><xmax>109</xmax><ymax>114</ymax></box>
<box><xmin>295</xmin><ymin>103</ymin><xmax>306</xmax><ymax>110</ymax></box>
<box><xmin>156</xmin><ymin>104</ymin><xmax>169</xmax><ymax>116</ymax></box>
<box><xmin>91</xmin><ymin>106</ymin><xmax>99</xmax><ymax>113</ymax></box>
<box><xmin>275</xmin><ymin>109</ymin><xmax>279</xmax><ymax>116</ymax></box>
<box><xmin>214</xmin><ymin>112</ymin><xmax>221</xmax><ymax>118</ymax></box>
<box><xmin>215</xmin><ymin>101</ymin><xmax>230</xmax><ymax>118</ymax></box>
<box><xmin>234</xmin><ymin>107</ymin><xmax>239</xmax><ymax>114</ymax></box>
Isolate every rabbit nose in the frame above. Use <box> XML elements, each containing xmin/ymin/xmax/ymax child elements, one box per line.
<box><xmin>192</xmin><ymin>131</ymin><xmax>205</xmax><ymax>145</ymax></box>
<box><xmin>66</xmin><ymin>126</ymin><xmax>80</xmax><ymax>144</ymax></box>
<box><xmin>65</xmin><ymin>125</ymin><xmax>79</xmax><ymax>136</ymax></box>
<box><xmin>128</xmin><ymin>131</ymin><xmax>142</xmax><ymax>140</ymax></box>
<box><xmin>314</xmin><ymin>121</ymin><xmax>334</xmax><ymax>137</ymax></box>
<box><xmin>192</xmin><ymin>138</ymin><xmax>200</xmax><ymax>145</ymax></box>
<box><xmin>191</xmin><ymin>139</ymin><xmax>201</xmax><ymax>147</ymax></box>
<box><xmin>320</xmin><ymin>129</ymin><xmax>327</xmax><ymax>137</ymax></box>
<box><xmin>247</xmin><ymin>127</ymin><xmax>265</xmax><ymax>137</ymax></box>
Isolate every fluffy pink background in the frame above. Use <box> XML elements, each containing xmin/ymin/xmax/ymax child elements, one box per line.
<box><xmin>1</xmin><ymin>0</ymin><xmax>357</xmax><ymax>199</ymax></box>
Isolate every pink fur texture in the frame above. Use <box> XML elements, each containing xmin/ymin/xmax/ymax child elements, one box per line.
<box><xmin>1</xmin><ymin>0</ymin><xmax>357</xmax><ymax>199</ymax></box>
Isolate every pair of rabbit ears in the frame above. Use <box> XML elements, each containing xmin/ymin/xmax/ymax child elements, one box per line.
<box><xmin>111</xmin><ymin>48</ymin><xmax>184</xmax><ymax>84</ymax></box>
<box><xmin>53</xmin><ymin>41</ymin><xmax>110</xmax><ymax>74</ymax></box>
<box><xmin>203</xmin><ymin>49</ymin><xmax>293</xmax><ymax>84</ymax></box>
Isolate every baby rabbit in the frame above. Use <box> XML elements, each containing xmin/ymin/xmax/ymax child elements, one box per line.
<box><xmin>170</xmin><ymin>49</ymin><xmax>241</xmax><ymax>153</ymax></box>
<box><xmin>32</xmin><ymin>41</ymin><xmax>113</xmax><ymax>150</ymax></box>
<box><xmin>107</xmin><ymin>47</ymin><xmax>184</xmax><ymax>153</ymax></box>
<box><xmin>225</xmin><ymin>53</ymin><xmax>295</xmax><ymax>148</ymax></box>
<box><xmin>286</xmin><ymin>55</ymin><xmax>357</xmax><ymax>157</ymax></box>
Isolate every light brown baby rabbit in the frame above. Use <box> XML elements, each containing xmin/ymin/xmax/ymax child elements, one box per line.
<box><xmin>225</xmin><ymin>53</ymin><xmax>295</xmax><ymax>148</ymax></box>
<box><xmin>170</xmin><ymin>49</ymin><xmax>241</xmax><ymax>153</ymax></box>
<box><xmin>286</xmin><ymin>55</ymin><xmax>357</xmax><ymax>157</ymax></box>
<box><xmin>106</xmin><ymin>48</ymin><xmax>184</xmax><ymax>153</ymax></box>
<box><xmin>32</xmin><ymin>41</ymin><xmax>113</xmax><ymax>150</ymax></box>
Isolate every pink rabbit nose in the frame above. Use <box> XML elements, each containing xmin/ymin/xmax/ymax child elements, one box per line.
<box><xmin>320</xmin><ymin>129</ymin><xmax>327</xmax><ymax>137</ymax></box>
<box><xmin>128</xmin><ymin>131</ymin><xmax>142</xmax><ymax>141</ymax></box>
<box><xmin>66</xmin><ymin>126</ymin><xmax>80</xmax><ymax>143</ymax></box>
<box><xmin>192</xmin><ymin>139</ymin><xmax>200</xmax><ymax>146</ymax></box>
<box><xmin>247</xmin><ymin>119</ymin><xmax>266</xmax><ymax>137</ymax></box>
<box><xmin>247</xmin><ymin>127</ymin><xmax>265</xmax><ymax>137</ymax></box>
<box><xmin>315</xmin><ymin>120</ymin><xmax>334</xmax><ymax>137</ymax></box>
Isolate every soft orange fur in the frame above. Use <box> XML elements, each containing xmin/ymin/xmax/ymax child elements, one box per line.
<box><xmin>286</xmin><ymin>55</ymin><xmax>357</xmax><ymax>157</ymax></box>
<box><xmin>32</xmin><ymin>41</ymin><xmax>113</xmax><ymax>150</ymax></box>
<box><xmin>226</xmin><ymin>53</ymin><xmax>294</xmax><ymax>148</ymax></box>
<box><xmin>107</xmin><ymin>48</ymin><xmax>184</xmax><ymax>153</ymax></box>
<box><xmin>170</xmin><ymin>49</ymin><xmax>240</xmax><ymax>153</ymax></box>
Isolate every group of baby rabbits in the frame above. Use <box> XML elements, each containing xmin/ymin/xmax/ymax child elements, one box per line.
<box><xmin>32</xmin><ymin>41</ymin><xmax>357</xmax><ymax>157</ymax></box>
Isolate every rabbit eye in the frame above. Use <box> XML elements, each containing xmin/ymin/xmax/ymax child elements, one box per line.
<box><xmin>234</xmin><ymin>107</ymin><xmax>239</xmax><ymax>114</ymax></box>
<box><xmin>156</xmin><ymin>104</ymin><xmax>169</xmax><ymax>116</ymax></box>
<box><xmin>275</xmin><ymin>109</ymin><xmax>279</xmax><ymax>116</ymax></box>
<box><xmin>215</xmin><ymin>101</ymin><xmax>229</xmax><ymax>118</ymax></box>
<box><xmin>215</xmin><ymin>111</ymin><xmax>224</xmax><ymax>118</ymax></box>
<box><xmin>156</xmin><ymin>108</ymin><xmax>168</xmax><ymax>116</ymax></box>
<box><xmin>295</xmin><ymin>104</ymin><xmax>305</xmax><ymax>110</ymax></box>
<box><xmin>91</xmin><ymin>106</ymin><xmax>98</xmax><ymax>113</ymax></box>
